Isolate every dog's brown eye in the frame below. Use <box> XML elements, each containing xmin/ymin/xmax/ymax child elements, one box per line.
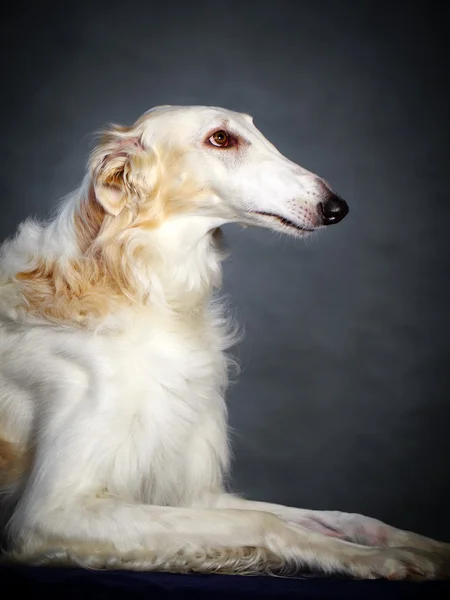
<box><xmin>209</xmin><ymin>130</ymin><xmax>231</xmax><ymax>147</ymax></box>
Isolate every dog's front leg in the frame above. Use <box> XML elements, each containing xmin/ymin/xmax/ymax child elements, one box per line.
<box><xmin>9</xmin><ymin>496</ymin><xmax>450</xmax><ymax>580</ymax></box>
<box><xmin>205</xmin><ymin>493</ymin><xmax>450</xmax><ymax>557</ymax></box>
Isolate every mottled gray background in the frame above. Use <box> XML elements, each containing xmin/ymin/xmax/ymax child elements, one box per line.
<box><xmin>2</xmin><ymin>1</ymin><xmax>449</xmax><ymax>540</ymax></box>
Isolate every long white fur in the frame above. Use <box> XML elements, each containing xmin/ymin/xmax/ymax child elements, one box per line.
<box><xmin>0</xmin><ymin>105</ymin><xmax>449</xmax><ymax>579</ymax></box>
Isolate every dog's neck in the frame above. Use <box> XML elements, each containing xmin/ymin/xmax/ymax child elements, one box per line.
<box><xmin>139</xmin><ymin>217</ymin><xmax>227</xmax><ymax>315</ymax></box>
<box><xmin>67</xmin><ymin>186</ymin><xmax>229</xmax><ymax>318</ymax></box>
<box><xmin>2</xmin><ymin>185</ymin><xmax>229</xmax><ymax>330</ymax></box>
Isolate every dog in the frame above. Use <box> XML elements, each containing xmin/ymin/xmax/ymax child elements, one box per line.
<box><xmin>0</xmin><ymin>105</ymin><xmax>449</xmax><ymax>579</ymax></box>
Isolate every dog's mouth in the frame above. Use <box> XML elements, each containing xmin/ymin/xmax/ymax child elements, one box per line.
<box><xmin>249</xmin><ymin>211</ymin><xmax>316</xmax><ymax>232</ymax></box>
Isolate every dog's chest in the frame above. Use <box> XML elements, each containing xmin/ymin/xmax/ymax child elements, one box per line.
<box><xmin>97</xmin><ymin>321</ymin><xmax>228</xmax><ymax>504</ymax></box>
<box><xmin>112</xmin><ymin>322</ymin><xmax>225</xmax><ymax>409</ymax></box>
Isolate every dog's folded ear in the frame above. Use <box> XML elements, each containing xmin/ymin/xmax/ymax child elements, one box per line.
<box><xmin>90</xmin><ymin>128</ymin><xmax>153</xmax><ymax>217</ymax></box>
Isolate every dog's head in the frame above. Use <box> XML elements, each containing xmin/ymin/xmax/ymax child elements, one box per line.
<box><xmin>13</xmin><ymin>106</ymin><xmax>349</xmax><ymax>327</ymax></box>
<box><xmin>87</xmin><ymin>105</ymin><xmax>348</xmax><ymax>243</ymax></box>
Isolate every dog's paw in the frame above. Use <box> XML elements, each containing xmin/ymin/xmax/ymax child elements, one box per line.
<box><xmin>357</xmin><ymin>546</ymin><xmax>450</xmax><ymax>581</ymax></box>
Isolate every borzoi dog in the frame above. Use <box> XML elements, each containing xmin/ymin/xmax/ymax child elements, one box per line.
<box><xmin>0</xmin><ymin>105</ymin><xmax>448</xmax><ymax>579</ymax></box>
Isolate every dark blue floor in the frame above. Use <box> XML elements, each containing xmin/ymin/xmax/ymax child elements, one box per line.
<box><xmin>1</xmin><ymin>566</ymin><xmax>449</xmax><ymax>599</ymax></box>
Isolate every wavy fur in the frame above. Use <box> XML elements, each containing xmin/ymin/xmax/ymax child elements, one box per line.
<box><xmin>0</xmin><ymin>105</ymin><xmax>449</xmax><ymax>580</ymax></box>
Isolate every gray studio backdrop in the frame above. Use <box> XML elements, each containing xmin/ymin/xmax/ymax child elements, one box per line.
<box><xmin>2</xmin><ymin>1</ymin><xmax>449</xmax><ymax>540</ymax></box>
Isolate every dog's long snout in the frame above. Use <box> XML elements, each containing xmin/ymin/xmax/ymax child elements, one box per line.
<box><xmin>318</xmin><ymin>194</ymin><xmax>349</xmax><ymax>226</ymax></box>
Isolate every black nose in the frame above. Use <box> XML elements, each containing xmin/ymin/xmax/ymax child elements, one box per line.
<box><xmin>318</xmin><ymin>194</ymin><xmax>349</xmax><ymax>226</ymax></box>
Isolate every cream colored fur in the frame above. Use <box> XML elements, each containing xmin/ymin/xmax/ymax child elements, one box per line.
<box><xmin>0</xmin><ymin>105</ymin><xmax>449</xmax><ymax>580</ymax></box>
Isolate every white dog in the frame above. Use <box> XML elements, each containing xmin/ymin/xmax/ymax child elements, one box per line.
<box><xmin>0</xmin><ymin>106</ymin><xmax>448</xmax><ymax>579</ymax></box>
